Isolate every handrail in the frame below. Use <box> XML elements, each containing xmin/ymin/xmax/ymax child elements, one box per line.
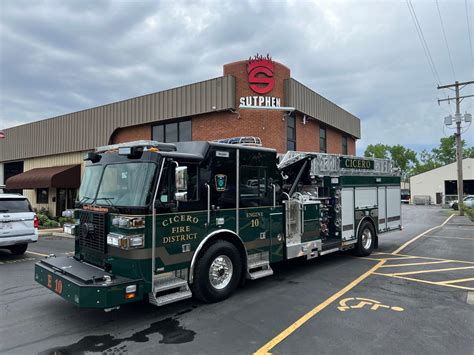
<box><xmin>272</xmin><ymin>184</ymin><xmax>276</xmax><ymax>208</ymax></box>
<box><xmin>205</xmin><ymin>183</ymin><xmax>210</xmax><ymax>226</ymax></box>
<box><xmin>151</xmin><ymin>159</ymin><xmax>165</xmax><ymax>292</ymax></box>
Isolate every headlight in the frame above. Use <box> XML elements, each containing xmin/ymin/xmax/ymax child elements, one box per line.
<box><xmin>111</xmin><ymin>216</ymin><xmax>145</xmax><ymax>229</ymax></box>
<box><xmin>107</xmin><ymin>233</ymin><xmax>145</xmax><ymax>249</ymax></box>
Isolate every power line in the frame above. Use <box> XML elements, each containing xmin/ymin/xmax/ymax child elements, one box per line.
<box><xmin>466</xmin><ymin>0</ymin><xmax>474</xmax><ymax>67</ymax></box>
<box><xmin>406</xmin><ymin>0</ymin><xmax>441</xmax><ymax>85</ymax></box>
<box><xmin>435</xmin><ymin>0</ymin><xmax>456</xmax><ymax>80</ymax></box>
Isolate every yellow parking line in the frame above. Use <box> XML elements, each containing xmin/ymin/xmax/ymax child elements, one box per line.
<box><xmin>383</xmin><ymin>266</ymin><xmax>474</xmax><ymax>277</ymax></box>
<box><xmin>25</xmin><ymin>251</ymin><xmax>49</xmax><ymax>257</ymax></box>
<box><xmin>253</xmin><ymin>260</ymin><xmax>386</xmax><ymax>355</ymax></box>
<box><xmin>373</xmin><ymin>272</ymin><xmax>474</xmax><ymax>291</ymax></box>
<box><xmin>392</xmin><ymin>214</ymin><xmax>455</xmax><ymax>255</ymax></box>
<box><xmin>379</xmin><ymin>260</ymin><xmax>452</xmax><ymax>268</ymax></box>
<box><xmin>438</xmin><ymin>278</ymin><xmax>474</xmax><ymax>285</ymax></box>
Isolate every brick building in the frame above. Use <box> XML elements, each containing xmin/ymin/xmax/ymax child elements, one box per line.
<box><xmin>1</xmin><ymin>55</ymin><xmax>360</xmax><ymax>215</ymax></box>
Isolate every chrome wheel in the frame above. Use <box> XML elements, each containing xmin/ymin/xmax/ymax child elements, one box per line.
<box><xmin>208</xmin><ymin>255</ymin><xmax>233</xmax><ymax>290</ymax></box>
<box><xmin>361</xmin><ymin>228</ymin><xmax>372</xmax><ymax>249</ymax></box>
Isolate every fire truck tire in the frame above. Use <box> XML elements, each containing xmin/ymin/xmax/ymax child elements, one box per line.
<box><xmin>352</xmin><ymin>220</ymin><xmax>374</xmax><ymax>257</ymax></box>
<box><xmin>9</xmin><ymin>243</ymin><xmax>28</xmax><ymax>255</ymax></box>
<box><xmin>191</xmin><ymin>240</ymin><xmax>242</xmax><ymax>303</ymax></box>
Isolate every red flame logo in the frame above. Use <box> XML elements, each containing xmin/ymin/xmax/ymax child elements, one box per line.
<box><xmin>247</xmin><ymin>53</ymin><xmax>274</xmax><ymax>94</ymax></box>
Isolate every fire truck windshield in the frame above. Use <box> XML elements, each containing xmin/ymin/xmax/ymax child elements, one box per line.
<box><xmin>78</xmin><ymin>162</ymin><xmax>157</xmax><ymax>207</ymax></box>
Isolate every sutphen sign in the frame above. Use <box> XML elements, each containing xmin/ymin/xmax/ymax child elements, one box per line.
<box><xmin>239</xmin><ymin>53</ymin><xmax>281</xmax><ymax>109</ymax></box>
<box><xmin>247</xmin><ymin>54</ymin><xmax>274</xmax><ymax>94</ymax></box>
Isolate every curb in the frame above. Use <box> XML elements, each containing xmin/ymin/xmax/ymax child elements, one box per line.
<box><xmin>52</xmin><ymin>232</ymin><xmax>75</xmax><ymax>239</ymax></box>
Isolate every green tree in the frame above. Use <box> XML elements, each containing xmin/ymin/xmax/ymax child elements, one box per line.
<box><xmin>386</xmin><ymin>145</ymin><xmax>418</xmax><ymax>179</ymax></box>
<box><xmin>364</xmin><ymin>144</ymin><xmax>418</xmax><ymax>180</ymax></box>
<box><xmin>431</xmin><ymin>135</ymin><xmax>472</xmax><ymax>164</ymax></box>
<box><xmin>412</xmin><ymin>149</ymin><xmax>441</xmax><ymax>175</ymax></box>
<box><xmin>364</xmin><ymin>144</ymin><xmax>388</xmax><ymax>159</ymax></box>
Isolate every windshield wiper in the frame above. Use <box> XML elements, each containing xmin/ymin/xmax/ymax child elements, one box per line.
<box><xmin>95</xmin><ymin>197</ymin><xmax>115</xmax><ymax>207</ymax></box>
<box><xmin>78</xmin><ymin>196</ymin><xmax>94</xmax><ymax>204</ymax></box>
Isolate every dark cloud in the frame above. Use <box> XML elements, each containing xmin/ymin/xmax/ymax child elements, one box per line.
<box><xmin>0</xmin><ymin>0</ymin><xmax>473</xmax><ymax>154</ymax></box>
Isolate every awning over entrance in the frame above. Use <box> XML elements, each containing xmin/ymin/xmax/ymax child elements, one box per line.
<box><xmin>6</xmin><ymin>165</ymin><xmax>81</xmax><ymax>189</ymax></box>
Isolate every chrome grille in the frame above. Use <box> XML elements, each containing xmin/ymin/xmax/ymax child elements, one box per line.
<box><xmin>78</xmin><ymin>210</ymin><xmax>107</xmax><ymax>253</ymax></box>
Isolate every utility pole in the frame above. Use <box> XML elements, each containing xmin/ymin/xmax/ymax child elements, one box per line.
<box><xmin>438</xmin><ymin>80</ymin><xmax>474</xmax><ymax>216</ymax></box>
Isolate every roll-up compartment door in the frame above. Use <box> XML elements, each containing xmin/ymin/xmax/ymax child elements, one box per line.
<box><xmin>387</xmin><ymin>186</ymin><xmax>401</xmax><ymax>229</ymax></box>
<box><xmin>341</xmin><ymin>188</ymin><xmax>355</xmax><ymax>241</ymax></box>
<box><xmin>378</xmin><ymin>187</ymin><xmax>387</xmax><ymax>232</ymax></box>
<box><xmin>355</xmin><ymin>187</ymin><xmax>377</xmax><ymax>209</ymax></box>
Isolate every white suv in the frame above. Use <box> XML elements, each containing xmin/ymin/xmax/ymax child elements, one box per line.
<box><xmin>0</xmin><ymin>194</ymin><xmax>39</xmax><ymax>255</ymax></box>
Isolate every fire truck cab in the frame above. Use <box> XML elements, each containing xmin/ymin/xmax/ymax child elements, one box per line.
<box><xmin>34</xmin><ymin>139</ymin><xmax>400</xmax><ymax>310</ymax></box>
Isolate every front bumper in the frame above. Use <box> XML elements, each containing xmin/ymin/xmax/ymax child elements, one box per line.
<box><xmin>34</xmin><ymin>256</ymin><xmax>144</xmax><ymax>309</ymax></box>
<box><xmin>0</xmin><ymin>233</ymin><xmax>38</xmax><ymax>247</ymax></box>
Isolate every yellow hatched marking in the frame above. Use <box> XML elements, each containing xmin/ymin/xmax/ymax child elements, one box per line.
<box><xmin>438</xmin><ymin>278</ymin><xmax>474</xmax><ymax>285</ymax></box>
<box><xmin>427</xmin><ymin>235</ymin><xmax>474</xmax><ymax>241</ymax></box>
<box><xmin>382</xmin><ymin>266</ymin><xmax>474</xmax><ymax>277</ymax></box>
<box><xmin>392</xmin><ymin>214</ymin><xmax>455</xmax><ymax>255</ymax></box>
<box><xmin>254</xmin><ymin>260</ymin><xmax>386</xmax><ymax>355</ymax></box>
<box><xmin>379</xmin><ymin>260</ymin><xmax>452</xmax><ymax>268</ymax></box>
<box><xmin>373</xmin><ymin>251</ymin><xmax>474</xmax><ymax>265</ymax></box>
<box><xmin>373</xmin><ymin>272</ymin><xmax>474</xmax><ymax>291</ymax></box>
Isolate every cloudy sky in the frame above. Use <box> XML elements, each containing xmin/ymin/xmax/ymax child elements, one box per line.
<box><xmin>0</xmin><ymin>0</ymin><xmax>473</xmax><ymax>154</ymax></box>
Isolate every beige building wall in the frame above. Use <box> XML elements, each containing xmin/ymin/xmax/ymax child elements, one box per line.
<box><xmin>410</xmin><ymin>158</ymin><xmax>474</xmax><ymax>204</ymax></box>
<box><xmin>23</xmin><ymin>151</ymin><xmax>87</xmax><ymax>215</ymax></box>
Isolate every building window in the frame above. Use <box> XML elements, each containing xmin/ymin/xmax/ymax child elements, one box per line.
<box><xmin>287</xmin><ymin>115</ymin><xmax>296</xmax><ymax>151</ymax></box>
<box><xmin>320</xmin><ymin>127</ymin><xmax>327</xmax><ymax>153</ymax></box>
<box><xmin>152</xmin><ymin>120</ymin><xmax>192</xmax><ymax>143</ymax></box>
<box><xmin>37</xmin><ymin>188</ymin><xmax>49</xmax><ymax>204</ymax></box>
<box><xmin>342</xmin><ymin>135</ymin><xmax>348</xmax><ymax>155</ymax></box>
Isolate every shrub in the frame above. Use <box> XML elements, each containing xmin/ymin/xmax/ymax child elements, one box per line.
<box><xmin>462</xmin><ymin>204</ymin><xmax>474</xmax><ymax>221</ymax></box>
<box><xmin>57</xmin><ymin>217</ymin><xmax>75</xmax><ymax>226</ymax></box>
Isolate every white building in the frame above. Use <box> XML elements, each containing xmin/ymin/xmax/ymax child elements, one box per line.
<box><xmin>410</xmin><ymin>158</ymin><xmax>474</xmax><ymax>205</ymax></box>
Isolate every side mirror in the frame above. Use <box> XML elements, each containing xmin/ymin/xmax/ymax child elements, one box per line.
<box><xmin>175</xmin><ymin>166</ymin><xmax>188</xmax><ymax>201</ymax></box>
<box><xmin>175</xmin><ymin>166</ymin><xmax>188</xmax><ymax>191</ymax></box>
<box><xmin>175</xmin><ymin>191</ymin><xmax>188</xmax><ymax>201</ymax></box>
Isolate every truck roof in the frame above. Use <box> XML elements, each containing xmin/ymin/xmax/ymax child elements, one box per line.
<box><xmin>174</xmin><ymin>141</ymin><xmax>276</xmax><ymax>159</ymax></box>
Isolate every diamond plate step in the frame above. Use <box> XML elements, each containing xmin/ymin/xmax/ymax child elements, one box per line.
<box><xmin>248</xmin><ymin>259</ymin><xmax>270</xmax><ymax>270</ymax></box>
<box><xmin>248</xmin><ymin>266</ymin><xmax>274</xmax><ymax>280</ymax></box>
<box><xmin>154</xmin><ymin>277</ymin><xmax>188</xmax><ymax>292</ymax></box>
<box><xmin>148</xmin><ymin>289</ymin><xmax>192</xmax><ymax>307</ymax></box>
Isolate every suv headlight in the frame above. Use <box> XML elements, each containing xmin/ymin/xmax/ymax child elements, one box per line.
<box><xmin>107</xmin><ymin>233</ymin><xmax>145</xmax><ymax>249</ymax></box>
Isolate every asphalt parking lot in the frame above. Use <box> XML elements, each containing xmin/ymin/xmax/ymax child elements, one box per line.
<box><xmin>0</xmin><ymin>205</ymin><xmax>473</xmax><ymax>355</ymax></box>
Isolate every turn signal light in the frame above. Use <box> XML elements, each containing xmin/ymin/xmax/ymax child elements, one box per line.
<box><xmin>125</xmin><ymin>293</ymin><xmax>136</xmax><ymax>299</ymax></box>
<box><xmin>33</xmin><ymin>215</ymin><xmax>39</xmax><ymax>229</ymax></box>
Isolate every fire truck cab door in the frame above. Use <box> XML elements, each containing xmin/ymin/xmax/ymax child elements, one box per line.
<box><xmin>238</xmin><ymin>149</ymin><xmax>279</xmax><ymax>262</ymax></box>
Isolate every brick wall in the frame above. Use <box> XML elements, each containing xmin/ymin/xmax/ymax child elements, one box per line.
<box><xmin>110</xmin><ymin>123</ymin><xmax>151</xmax><ymax>144</ymax></box>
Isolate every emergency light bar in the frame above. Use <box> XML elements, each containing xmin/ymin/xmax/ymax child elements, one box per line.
<box><xmin>95</xmin><ymin>140</ymin><xmax>177</xmax><ymax>153</ymax></box>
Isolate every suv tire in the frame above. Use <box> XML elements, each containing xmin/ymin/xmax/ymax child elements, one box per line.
<box><xmin>9</xmin><ymin>244</ymin><xmax>28</xmax><ymax>255</ymax></box>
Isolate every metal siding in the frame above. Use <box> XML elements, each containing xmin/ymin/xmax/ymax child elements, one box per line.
<box><xmin>285</xmin><ymin>79</ymin><xmax>360</xmax><ymax>138</ymax></box>
<box><xmin>0</xmin><ymin>76</ymin><xmax>235</xmax><ymax>162</ymax></box>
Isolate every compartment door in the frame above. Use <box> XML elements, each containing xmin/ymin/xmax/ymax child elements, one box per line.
<box><xmin>387</xmin><ymin>186</ymin><xmax>401</xmax><ymax>229</ymax></box>
<box><xmin>341</xmin><ymin>188</ymin><xmax>355</xmax><ymax>241</ymax></box>
<box><xmin>378</xmin><ymin>187</ymin><xmax>387</xmax><ymax>232</ymax></box>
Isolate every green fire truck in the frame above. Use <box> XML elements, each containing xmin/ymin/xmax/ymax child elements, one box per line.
<box><xmin>35</xmin><ymin>139</ymin><xmax>401</xmax><ymax>310</ymax></box>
